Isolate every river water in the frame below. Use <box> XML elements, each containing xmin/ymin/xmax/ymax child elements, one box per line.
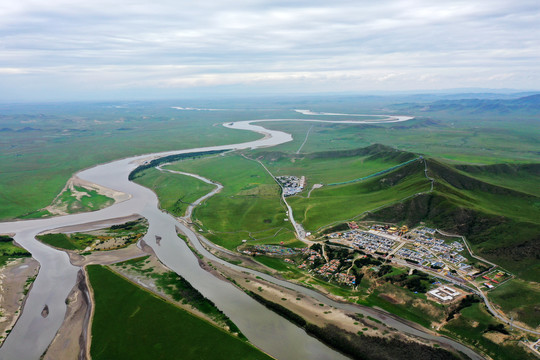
<box><xmin>0</xmin><ymin>117</ymin><xmax>482</xmax><ymax>360</ymax></box>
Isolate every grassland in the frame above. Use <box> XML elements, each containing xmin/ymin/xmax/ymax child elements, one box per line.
<box><xmin>441</xmin><ymin>303</ymin><xmax>535</xmax><ymax>360</ymax></box>
<box><xmin>455</xmin><ymin>163</ymin><xmax>540</xmax><ymax>197</ymax></box>
<box><xmin>0</xmin><ymin>235</ymin><xmax>30</xmax><ymax>267</ymax></box>
<box><xmin>87</xmin><ymin>265</ymin><xmax>273</xmax><ymax>360</ymax></box>
<box><xmin>114</xmin><ymin>256</ymin><xmax>245</xmax><ymax>336</ymax></box>
<box><xmin>288</xmin><ymin>160</ymin><xmax>431</xmax><ymax>232</ymax></box>
<box><xmin>54</xmin><ymin>186</ymin><xmax>113</xmax><ymax>213</ymax></box>
<box><xmin>260</xmin><ymin>108</ymin><xmax>540</xmax><ymax>164</ymax></box>
<box><xmin>20</xmin><ymin>185</ymin><xmax>114</xmax><ymax>219</ymax></box>
<box><xmin>133</xmin><ymin>167</ymin><xmax>215</xmax><ymax>217</ymax></box>
<box><xmin>252</xmin><ymin>144</ymin><xmax>416</xmax><ymax>185</ymax></box>
<box><xmin>2</xmin><ymin>96</ymin><xmax>538</xmax><ymax>221</ymax></box>
<box><xmin>163</xmin><ymin>154</ymin><xmax>297</xmax><ymax>249</ymax></box>
<box><xmin>0</xmin><ymin>103</ymin><xmax>262</xmax><ymax>220</ymax></box>
<box><xmin>488</xmin><ymin>279</ymin><xmax>540</xmax><ymax>329</ymax></box>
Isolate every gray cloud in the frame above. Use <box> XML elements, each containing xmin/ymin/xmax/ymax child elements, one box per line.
<box><xmin>0</xmin><ymin>0</ymin><xmax>538</xmax><ymax>100</ymax></box>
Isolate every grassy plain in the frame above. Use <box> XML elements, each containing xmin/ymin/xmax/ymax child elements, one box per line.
<box><xmin>0</xmin><ymin>103</ymin><xmax>262</xmax><ymax>220</ymax></box>
<box><xmin>133</xmin><ymin>167</ymin><xmax>215</xmax><ymax>217</ymax></box>
<box><xmin>87</xmin><ymin>265</ymin><xmax>273</xmax><ymax>360</ymax></box>
<box><xmin>114</xmin><ymin>256</ymin><xmax>245</xmax><ymax>336</ymax></box>
<box><xmin>164</xmin><ymin>154</ymin><xmax>297</xmax><ymax>249</ymax></box>
<box><xmin>253</xmin><ymin>146</ymin><xmax>415</xmax><ymax>185</ymax></box>
<box><xmin>259</xmin><ymin>113</ymin><xmax>540</xmax><ymax>164</ymax></box>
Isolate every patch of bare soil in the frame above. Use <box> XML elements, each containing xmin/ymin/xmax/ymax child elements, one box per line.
<box><xmin>42</xmin><ymin>269</ymin><xmax>91</xmax><ymax>360</ymax></box>
<box><xmin>483</xmin><ymin>331</ymin><xmax>510</xmax><ymax>344</ymax></box>
<box><xmin>411</xmin><ymin>298</ymin><xmax>443</xmax><ymax>319</ymax></box>
<box><xmin>68</xmin><ymin>241</ymin><xmax>149</xmax><ymax>267</ymax></box>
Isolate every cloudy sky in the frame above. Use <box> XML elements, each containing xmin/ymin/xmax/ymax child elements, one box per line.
<box><xmin>1</xmin><ymin>0</ymin><xmax>539</xmax><ymax>101</ymax></box>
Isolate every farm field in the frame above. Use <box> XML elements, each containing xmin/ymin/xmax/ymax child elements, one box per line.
<box><xmin>87</xmin><ymin>265</ymin><xmax>273</xmax><ymax>360</ymax></box>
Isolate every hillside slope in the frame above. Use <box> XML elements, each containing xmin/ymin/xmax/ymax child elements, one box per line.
<box><xmin>365</xmin><ymin>159</ymin><xmax>540</xmax><ymax>280</ymax></box>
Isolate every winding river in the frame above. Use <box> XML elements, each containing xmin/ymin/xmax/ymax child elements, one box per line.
<box><xmin>0</xmin><ymin>116</ymin><xmax>483</xmax><ymax>360</ymax></box>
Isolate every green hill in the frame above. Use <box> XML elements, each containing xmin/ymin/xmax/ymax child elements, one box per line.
<box><xmin>271</xmin><ymin>144</ymin><xmax>539</xmax><ymax>279</ymax></box>
<box><xmin>454</xmin><ymin>163</ymin><xmax>540</xmax><ymax>197</ymax></box>
<box><xmin>364</xmin><ymin>159</ymin><xmax>540</xmax><ymax>280</ymax></box>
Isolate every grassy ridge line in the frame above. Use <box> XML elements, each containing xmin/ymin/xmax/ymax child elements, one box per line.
<box><xmin>326</xmin><ymin>157</ymin><xmax>420</xmax><ymax>186</ymax></box>
<box><xmin>87</xmin><ymin>265</ymin><xmax>274</xmax><ymax>360</ymax></box>
<box><xmin>454</xmin><ymin>163</ymin><xmax>540</xmax><ymax>197</ymax></box>
<box><xmin>290</xmin><ymin>160</ymin><xmax>432</xmax><ymax>232</ymax></box>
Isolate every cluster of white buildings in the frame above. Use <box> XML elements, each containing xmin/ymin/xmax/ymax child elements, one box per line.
<box><xmin>427</xmin><ymin>286</ymin><xmax>461</xmax><ymax>303</ymax></box>
<box><xmin>276</xmin><ymin>175</ymin><xmax>305</xmax><ymax>197</ymax></box>
<box><xmin>350</xmin><ymin>231</ymin><xmax>396</xmax><ymax>253</ymax></box>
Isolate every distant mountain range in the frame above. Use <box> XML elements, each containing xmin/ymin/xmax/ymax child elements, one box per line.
<box><xmin>392</xmin><ymin>94</ymin><xmax>540</xmax><ymax>114</ymax></box>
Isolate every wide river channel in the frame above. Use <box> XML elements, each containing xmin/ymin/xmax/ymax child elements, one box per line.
<box><xmin>0</xmin><ymin>117</ymin><xmax>483</xmax><ymax>360</ymax></box>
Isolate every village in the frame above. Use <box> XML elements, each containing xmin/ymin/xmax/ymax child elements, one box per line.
<box><xmin>275</xmin><ymin>175</ymin><xmax>306</xmax><ymax>197</ymax></box>
<box><xmin>327</xmin><ymin>223</ymin><xmax>511</xmax><ymax>292</ymax></box>
<box><xmin>239</xmin><ymin>221</ymin><xmax>512</xmax><ymax>305</ymax></box>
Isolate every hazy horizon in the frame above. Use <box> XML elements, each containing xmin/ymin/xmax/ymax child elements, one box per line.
<box><xmin>1</xmin><ymin>0</ymin><xmax>539</xmax><ymax>102</ymax></box>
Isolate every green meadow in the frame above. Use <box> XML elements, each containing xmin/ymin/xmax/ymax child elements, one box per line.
<box><xmin>252</xmin><ymin>145</ymin><xmax>415</xmax><ymax>185</ymax></box>
<box><xmin>133</xmin><ymin>167</ymin><xmax>215</xmax><ymax>217</ymax></box>
<box><xmin>163</xmin><ymin>154</ymin><xmax>297</xmax><ymax>249</ymax></box>
<box><xmin>0</xmin><ymin>103</ymin><xmax>261</xmax><ymax>220</ymax></box>
<box><xmin>288</xmin><ymin>161</ymin><xmax>431</xmax><ymax>232</ymax></box>
<box><xmin>488</xmin><ymin>279</ymin><xmax>540</xmax><ymax>329</ymax></box>
<box><xmin>36</xmin><ymin>218</ymin><xmax>148</xmax><ymax>251</ymax></box>
<box><xmin>260</xmin><ymin>114</ymin><xmax>539</xmax><ymax>164</ymax></box>
<box><xmin>87</xmin><ymin>265</ymin><xmax>273</xmax><ymax>360</ymax></box>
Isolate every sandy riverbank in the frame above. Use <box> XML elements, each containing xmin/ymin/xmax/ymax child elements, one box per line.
<box><xmin>0</xmin><ymin>257</ymin><xmax>40</xmax><ymax>345</ymax></box>
<box><xmin>41</xmin><ymin>240</ymin><xmax>153</xmax><ymax>360</ymax></box>
<box><xmin>45</xmin><ymin>175</ymin><xmax>131</xmax><ymax>216</ymax></box>
<box><xmin>183</xmin><ymin>231</ymin><xmax>460</xmax><ymax>354</ymax></box>
<box><xmin>42</xmin><ymin>269</ymin><xmax>91</xmax><ymax>360</ymax></box>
